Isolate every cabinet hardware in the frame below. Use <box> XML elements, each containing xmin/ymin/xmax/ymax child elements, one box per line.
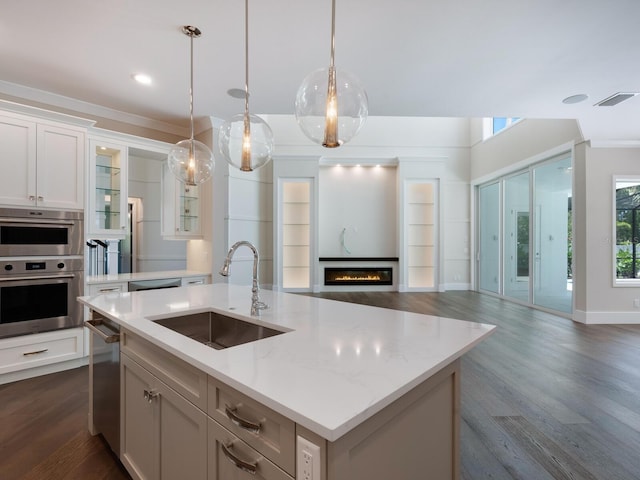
<box><xmin>23</xmin><ymin>348</ymin><xmax>48</xmax><ymax>356</ymax></box>
<box><xmin>84</xmin><ymin>319</ymin><xmax>120</xmax><ymax>343</ymax></box>
<box><xmin>225</xmin><ymin>405</ymin><xmax>261</xmax><ymax>434</ymax></box>
<box><xmin>221</xmin><ymin>442</ymin><xmax>258</xmax><ymax>475</ymax></box>
<box><xmin>188</xmin><ymin>280</ymin><xmax>204</xmax><ymax>285</ymax></box>
<box><xmin>98</xmin><ymin>287</ymin><xmax>121</xmax><ymax>293</ymax></box>
<box><xmin>37</xmin><ymin>196</ymin><xmax>43</xmax><ymax>202</ymax></box>
<box><xmin>143</xmin><ymin>389</ymin><xmax>159</xmax><ymax>403</ymax></box>
<box><xmin>28</xmin><ymin>195</ymin><xmax>35</xmax><ymax>201</ymax></box>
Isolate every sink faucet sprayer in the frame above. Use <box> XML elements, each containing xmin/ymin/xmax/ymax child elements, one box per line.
<box><xmin>219</xmin><ymin>241</ymin><xmax>268</xmax><ymax>316</ymax></box>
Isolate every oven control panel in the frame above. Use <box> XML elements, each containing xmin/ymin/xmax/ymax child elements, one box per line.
<box><xmin>0</xmin><ymin>258</ymin><xmax>83</xmax><ymax>275</ymax></box>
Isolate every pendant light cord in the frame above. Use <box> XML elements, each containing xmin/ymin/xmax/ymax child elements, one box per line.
<box><xmin>329</xmin><ymin>0</ymin><xmax>336</xmax><ymax>69</ymax></box>
<box><xmin>189</xmin><ymin>31</ymin><xmax>195</xmax><ymax>141</ymax></box>
<box><xmin>244</xmin><ymin>0</ymin><xmax>250</xmax><ymax>116</ymax></box>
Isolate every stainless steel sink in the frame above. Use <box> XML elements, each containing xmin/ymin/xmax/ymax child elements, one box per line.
<box><xmin>152</xmin><ymin>311</ymin><xmax>285</xmax><ymax>350</ymax></box>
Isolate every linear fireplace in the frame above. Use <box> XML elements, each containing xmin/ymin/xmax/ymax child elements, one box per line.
<box><xmin>324</xmin><ymin>267</ymin><xmax>393</xmax><ymax>286</ymax></box>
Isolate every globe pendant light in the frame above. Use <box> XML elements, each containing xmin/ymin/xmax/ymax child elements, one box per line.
<box><xmin>167</xmin><ymin>26</ymin><xmax>214</xmax><ymax>186</ymax></box>
<box><xmin>218</xmin><ymin>0</ymin><xmax>274</xmax><ymax>172</ymax></box>
<box><xmin>294</xmin><ymin>0</ymin><xmax>368</xmax><ymax>147</ymax></box>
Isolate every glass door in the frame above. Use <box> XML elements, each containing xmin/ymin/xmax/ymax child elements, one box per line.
<box><xmin>476</xmin><ymin>153</ymin><xmax>573</xmax><ymax>315</ymax></box>
<box><xmin>503</xmin><ymin>171</ymin><xmax>531</xmax><ymax>302</ymax></box>
<box><xmin>478</xmin><ymin>182</ymin><xmax>500</xmax><ymax>293</ymax></box>
<box><xmin>532</xmin><ymin>156</ymin><xmax>573</xmax><ymax>312</ymax></box>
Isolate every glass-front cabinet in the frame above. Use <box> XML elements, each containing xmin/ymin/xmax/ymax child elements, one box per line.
<box><xmin>161</xmin><ymin>162</ymin><xmax>202</xmax><ymax>239</ymax></box>
<box><xmin>88</xmin><ymin>139</ymin><xmax>128</xmax><ymax>238</ymax></box>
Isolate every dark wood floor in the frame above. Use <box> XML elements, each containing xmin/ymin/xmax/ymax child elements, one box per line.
<box><xmin>0</xmin><ymin>364</ymin><xmax>130</xmax><ymax>480</ymax></box>
<box><xmin>1</xmin><ymin>291</ymin><xmax>639</xmax><ymax>479</ymax></box>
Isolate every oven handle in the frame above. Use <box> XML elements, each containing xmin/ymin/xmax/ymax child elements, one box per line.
<box><xmin>0</xmin><ymin>217</ymin><xmax>75</xmax><ymax>226</ymax></box>
<box><xmin>0</xmin><ymin>274</ymin><xmax>76</xmax><ymax>282</ymax></box>
<box><xmin>84</xmin><ymin>319</ymin><xmax>120</xmax><ymax>343</ymax></box>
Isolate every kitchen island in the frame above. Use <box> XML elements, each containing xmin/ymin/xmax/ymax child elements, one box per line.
<box><xmin>80</xmin><ymin>284</ymin><xmax>495</xmax><ymax>480</ymax></box>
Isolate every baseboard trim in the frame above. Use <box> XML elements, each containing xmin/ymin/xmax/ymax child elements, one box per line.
<box><xmin>0</xmin><ymin>357</ymin><xmax>88</xmax><ymax>385</ymax></box>
<box><xmin>442</xmin><ymin>283</ymin><xmax>471</xmax><ymax>291</ymax></box>
<box><xmin>574</xmin><ymin>309</ymin><xmax>640</xmax><ymax>324</ymax></box>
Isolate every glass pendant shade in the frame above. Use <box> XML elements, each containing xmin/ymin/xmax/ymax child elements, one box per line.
<box><xmin>219</xmin><ymin>113</ymin><xmax>275</xmax><ymax>171</ymax></box>
<box><xmin>167</xmin><ymin>138</ymin><xmax>214</xmax><ymax>186</ymax></box>
<box><xmin>295</xmin><ymin>66</ymin><xmax>368</xmax><ymax>147</ymax></box>
<box><xmin>168</xmin><ymin>25</ymin><xmax>214</xmax><ymax>185</ymax></box>
<box><xmin>219</xmin><ymin>0</ymin><xmax>274</xmax><ymax>172</ymax></box>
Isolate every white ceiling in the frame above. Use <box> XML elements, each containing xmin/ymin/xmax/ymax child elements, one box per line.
<box><xmin>2</xmin><ymin>0</ymin><xmax>640</xmax><ymax>141</ymax></box>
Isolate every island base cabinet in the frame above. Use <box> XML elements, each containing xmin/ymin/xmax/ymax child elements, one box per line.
<box><xmin>326</xmin><ymin>359</ymin><xmax>460</xmax><ymax>480</ymax></box>
<box><xmin>208</xmin><ymin>418</ymin><xmax>293</xmax><ymax>480</ymax></box>
<box><xmin>121</xmin><ymin>353</ymin><xmax>208</xmax><ymax>480</ymax></box>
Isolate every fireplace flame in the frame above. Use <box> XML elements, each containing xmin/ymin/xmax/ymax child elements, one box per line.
<box><xmin>335</xmin><ymin>275</ymin><xmax>382</xmax><ymax>281</ymax></box>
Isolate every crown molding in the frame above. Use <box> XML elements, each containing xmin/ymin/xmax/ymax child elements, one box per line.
<box><xmin>0</xmin><ymin>79</ymin><xmax>189</xmax><ymax>136</ymax></box>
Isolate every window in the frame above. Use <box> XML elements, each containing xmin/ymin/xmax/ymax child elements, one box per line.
<box><xmin>483</xmin><ymin>117</ymin><xmax>521</xmax><ymax>140</ymax></box>
<box><xmin>614</xmin><ymin>177</ymin><xmax>640</xmax><ymax>285</ymax></box>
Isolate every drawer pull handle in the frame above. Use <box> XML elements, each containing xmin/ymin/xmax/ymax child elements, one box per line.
<box><xmin>84</xmin><ymin>320</ymin><xmax>120</xmax><ymax>343</ymax></box>
<box><xmin>98</xmin><ymin>287</ymin><xmax>120</xmax><ymax>293</ymax></box>
<box><xmin>225</xmin><ymin>405</ymin><xmax>261</xmax><ymax>434</ymax></box>
<box><xmin>221</xmin><ymin>442</ymin><xmax>257</xmax><ymax>475</ymax></box>
<box><xmin>143</xmin><ymin>389</ymin><xmax>159</xmax><ymax>403</ymax></box>
<box><xmin>23</xmin><ymin>348</ymin><xmax>48</xmax><ymax>356</ymax></box>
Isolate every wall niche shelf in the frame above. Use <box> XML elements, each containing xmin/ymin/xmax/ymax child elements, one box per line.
<box><xmin>281</xmin><ymin>181</ymin><xmax>312</xmax><ymax>290</ymax></box>
<box><xmin>405</xmin><ymin>182</ymin><xmax>436</xmax><ymax>289</ymax></box>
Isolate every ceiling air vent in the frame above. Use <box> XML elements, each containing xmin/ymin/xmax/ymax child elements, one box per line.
<box><xmin>594</xmin><ymin>92</ymin><xmax>639</xmax><ymax>107</ymax></box>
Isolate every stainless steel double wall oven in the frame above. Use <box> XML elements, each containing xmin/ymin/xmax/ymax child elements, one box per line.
<box><xmin>0</xmin><ymin>208</ymin><xmax>84</xmax><ymax>338</ymax></box>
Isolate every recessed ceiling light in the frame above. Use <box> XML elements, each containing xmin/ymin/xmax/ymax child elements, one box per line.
<box><xmin>562</xmin><ymin>94</ymin><xmax>588</xmax><ymax>104</ymax></box>
<box><xmin>132</xmin><ymin>73</ymin><xmax>152</xmax><ymax>85</ymax></box>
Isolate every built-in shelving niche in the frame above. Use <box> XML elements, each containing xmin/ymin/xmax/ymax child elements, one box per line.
<box><xmin>281</xmin><ymin>181</ymin><xmax>311</xmax><ymax>289</ymax></box>
<box><xmin>405</xmin><ymin>182</ymin><xmax>436</xmax><ymax>289</ymax></box>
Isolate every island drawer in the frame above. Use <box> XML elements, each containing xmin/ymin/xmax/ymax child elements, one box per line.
<box><xmin>208</xmin><ymin>417</ymin><xmax>293</xmax><ymax>480</ymax></box>
<box><xmin>121</xmin><ymin>329</ymin><xmax>208</xmax><ymax>411</ymax></box>
<box><xmin>208</xmin><ymin>376</ymin><xmax>295</xmax><ymax>476</ymax></box>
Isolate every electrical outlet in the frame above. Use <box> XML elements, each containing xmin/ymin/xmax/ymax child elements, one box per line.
<box><xmin>297</xmin><ymin>435</ymin><xmax>321</xmax><ymax>480</ymax></box>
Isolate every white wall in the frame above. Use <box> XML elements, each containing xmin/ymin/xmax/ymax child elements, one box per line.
<box><xmin>470</xmin><ymin>119</ymin><xmax>583</xmax><ymax>183</ymax></box>
<box><xmin>578</xmin><ymin>145</ymin><xmax>640</xmax><ymax>323</ymax></box>
<box><xmin>319</xmin><ymin>166</ymin><xmax>397</xmax><ymax>257</ymax></box>
<box><xmin>128</xmin><ymin>154</ymin><xmax>187</xmax><ymax>272</ymax></box>
<box><xmin>199</xmin><ymin>121</ymin><xmax>274</xmax><ymax>289</ymax></box>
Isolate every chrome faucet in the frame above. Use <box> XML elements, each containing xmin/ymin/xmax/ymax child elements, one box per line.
<box><xmin>219</xmin><ymin>241</ymin><xmax>268</xmax><ymax>316</ymax></box>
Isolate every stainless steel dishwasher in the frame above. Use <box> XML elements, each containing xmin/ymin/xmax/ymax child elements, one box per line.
<box><xmin>85</xmin><ymin>313</ymin><xmax>121</xmax><ymax>455</ymax></box>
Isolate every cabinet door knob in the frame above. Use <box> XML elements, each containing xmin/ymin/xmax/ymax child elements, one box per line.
<box><xmin>29</xmin><ymin>195</ymin><xmax>35</xmax><ymax>201</ymax></box>
<box><xmin>143</xmin><ymin>389</ymin><xmax>159</xmax><ymax>403</ymax></box>
<box><xmin>37</xmin><ymin>196</ymin><xmax>44</xmax><ymax>202</ymax></box>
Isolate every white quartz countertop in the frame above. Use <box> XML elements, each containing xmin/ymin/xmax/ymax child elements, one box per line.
<box><xmin>79</xmin><ymin>284</ymin><xmax>495</xmax><ymax>441</ymax></box>
<box><xmin>86</xmin><ymin>270</ymin><xmax>210</xmax><ymax>285</ymax></box>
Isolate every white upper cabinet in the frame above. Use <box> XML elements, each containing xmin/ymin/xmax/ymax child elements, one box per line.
<box><xmin>0</xmin><ymin>113</ymin><xmax>85</xmax><ymax>210</ymax></box>
<box><xmin>88</xmin><ymin>138</ymin><xmax>129</xmax><ymax>238</ymax></box>
<box><xmin>161</xmin><ymin>162</ymin><xmax>202</xmax><ymax>239</ymax></box>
